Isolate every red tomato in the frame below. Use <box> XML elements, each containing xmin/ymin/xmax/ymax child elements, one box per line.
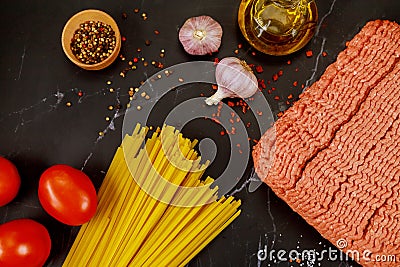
<box><xmin>38</xmin><ymin>165</ymin><xmax>97</xmax><ymax>226</ymax></box>
<box><xmin>0</xmin><ymin>219</ymin><xmax>51</xmax><ymax>267</ymax></box>
<box><xmin>0</xmin><ymin>157</ymin><xmax>21</xmax><ymax>207</ymax></box>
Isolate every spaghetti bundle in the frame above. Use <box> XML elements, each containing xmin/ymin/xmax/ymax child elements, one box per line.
<box><xmin>63</xmin><ymin>124</ymin><xmax>241</xmax><ymax>267</ymax></box>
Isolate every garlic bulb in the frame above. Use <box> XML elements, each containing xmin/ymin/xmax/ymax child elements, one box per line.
<box><xmin>206</xmin><ymin>57</ymin><xmax>258</xmax><ymax>105</ymax></box>
<box><xmin>179</xmin><ymin>15</ymin><xmax>223</xmax><ymax>55</ymax></box>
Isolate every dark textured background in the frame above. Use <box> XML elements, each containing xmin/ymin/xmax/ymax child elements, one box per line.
<box><xmin>0</xmin><ymin>0</ymin><xmax>399</xmax><ymax>266</ymax></box>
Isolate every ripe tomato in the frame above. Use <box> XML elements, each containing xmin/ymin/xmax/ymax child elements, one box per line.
<box><xmin>0</xmin><ymin>219</ymin><xmax>51</xmax><ymax>267</ymax></box>
<box><xmin>0</xmin><ymin>157</ymin><xmax>21</xmax><ymax>207</ymax></box>
<box><xmin>38</xmin><ymin>165</ymin><xmax>97</xmax><ymax>226</ymax></box>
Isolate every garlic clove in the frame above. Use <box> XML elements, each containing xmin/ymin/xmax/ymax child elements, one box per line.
<box><xmin>179</xmin><ymin>15</ymin><xmax>223</xmax><ymax>55</ymax></box>
<box><xmin>206</xmin><ymin>57</ymin><xmax>259</xmax><ymax>105</ymax></box>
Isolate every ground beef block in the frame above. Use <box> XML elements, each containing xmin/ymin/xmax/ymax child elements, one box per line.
<box><xmin>252</xmin><ymin>20</ymin><xmax>400</xmax><ymax>266</ymax></box>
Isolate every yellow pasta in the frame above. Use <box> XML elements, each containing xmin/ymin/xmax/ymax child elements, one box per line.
<box><xmin>63</xmin><ymin>124</ymin><xmax>241</xmax><ymax>267</ymax></box>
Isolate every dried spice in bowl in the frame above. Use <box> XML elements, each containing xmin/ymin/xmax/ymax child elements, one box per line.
<box><xmin>70</xmin><ymin>21</ymin><xmax>116</xmax><ymax>65</ymax></box>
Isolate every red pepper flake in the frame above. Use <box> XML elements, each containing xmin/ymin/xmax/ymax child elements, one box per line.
<box><xmin>134</xmin><ymin>8</ymin><xmax>140</xmax><ymax>13</ymax></box>
<box><xmin>230</xmin><ymin>112</ymin><xmax>235</xmax><ymax>118</ymax></box>
<box><xmin>234</xmin><ymin>49</ymin><xmax>239</xmax><ymax>54</ymax></box>
<box><xmin>154</xmin><ymin>30</ymin><xmax>160</xmax><ymax>35</ymax></box>
<box><xmin>255</xmin><ymin>65</ymin><xmax>264</xmax><ymax>73</ymax></box>
<box><xmin>229</xmin><ymin>119</ymin><xmax>234</xmax><ymax>124</ymax></box>
<box><xmin>267</xmin><ymin>90</ymin><xmax>272</xmax><ymax>94</ymax></box>
<box><xmin>287</xmin><ymin>94</ymin><xmax>293</xmax><ymax>99</ymax></box>
<box><xmin>236</xmin><ymin>144</ymin><xmax>241</xmax><ymax>148</ymax></box>
<box><xmin>238</xmin><ymin>43</ymin><xmax>243</xmax><ymax>49</ymax></box>
<box><xmin>214</xmin><ymin>58</ymin><xmax>219</xmax><ymax>65</ymax></box>
<box><xmin>322</xmin><ymin>51</ymin><xmax>328</xmax><ymax>57</ymax></box>
<box><xmin>157</xmin><ymin>62</ymin><xmax>164</xmax><ymax>68</ymax></box>
<box><xmin>239</xmin><ymin>149</ymin><xmax>243</xmax><ymax>154</ymax></box>
<box><xmin>274</xmin><ymin>96</ymin><xmax>280</xmax><ymax>101</ymax></box>
<box><xmin>251</xmin><ymin>51</ymin><xmax>256</xmax><ymax>56</ymax></box>
<box><xmin>200</xmin><ymin>93</ymin><xmax>204</xmax><ymax>97</ymax></box>
<box><xmin>286</xmin><ymin>100</ymin><xmax>290</xmax><ymax>105</ymax></box>
<box><xmin>248</xmin><ymin>63</ymin><xmax>255</xmax><ymax>68</ymax></box>
<box><xmin>220</xmin><ymin>131</ymin><xmax>225</xmax><ymax>136</ymax></box>
<box><xmin>257</xmin><ymin>111</ymin><xmax>263</xmax><ymax>116</ymax></box>
<box><xmin>272</xmin><ymin>74</ymin><xmax>279</xmax><ymax>81</ymax></box>
<box><xmin>277</xmin><ymin>112</ymin><xmax>284</xmax><ymax>117</ymax></box>
<box><xmin>77</xmin><ymin>91</ymin><xmax>83</xmax><ymax>97</ymax></box>
<box><xmin>295</xmin><ymin>68</ymin><xmax>299</xmax><ymax>72</ymax></box>
<box><xmin>306</xmin><ymin>50</ymin><xmax>313</xmax><ymax>57</ymax></box>
<box><xmin>212</xmin><ymin>84</ymin><xmax>218</xmax><ymax>90</ymax></box>
<box><xmin>278</xmin><ymin>70</ymin><xmax>283</xmax><ymax>76</ymax></box>
<box><xmin>133</xmin><ymin>57</ymin><xmax>139</xmax><ymax>63</ymax></box>
<box><xmin>246</xmin><ymin>122</ymin><xmax>251</xmax><ymax>128</ymax></box>
<box><xmin>287</xmin><ymin>60</ymin><xmax>291</xmax><ymax>65</ymax></box>
<box><xmin>271</xmin><ymin>87</ymin><xmax>276</xmax><ymax>91</ymax></box>
<box><xmin>212</xmin><ymin>118</ymin><xmax>221</xmax><ymax>124</ymax></box>
<box><xmin>236</xmin><ymin>117</ymin><xmax>240</xmax><ymax>122</ymax></box>
<box><xmin>293</xmin><ymin>81</ymin><xmax>298</xmax><ymax>87</ymax></box>
<box><xmin>253</xmin><ymin>139</ymin><xmax>259</xmax><ymax>144</ymax></box>
<box><xmin>227</xmin><ymin>101</ymin><xmax>235</xmax><ymax>107</ymax></box>
<box><xmin>241</xmin><ymin>105</ymin><xmax>247</xmax><ymax>114</ymax></box>
<box><xmin>122</xmin><ymin>12</ymin><xmax>128</xmax><ymax>19</ymax></box>
<box><xmin>259</xmin><ymin>79</ymin><xmax>266</xmax><ymax>89</ymax></box>
<box><xmin>345</xmin><ymin>41</ymin><xmax>350</xmax><ymax>47</ymax></box>
<box><xmin>122</xmin><ymin>36</ymin><xmax>127</xmax><ymax>42</ymax></box>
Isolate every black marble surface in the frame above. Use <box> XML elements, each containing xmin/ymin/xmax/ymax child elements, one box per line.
<box><xmin>0</xmin><ymin>0</ymin><xmax>399</xmax><ymax>266</ymax></box>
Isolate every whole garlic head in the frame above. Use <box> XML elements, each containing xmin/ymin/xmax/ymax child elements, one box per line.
<box><xmin>206</xmin><ymin>57</ymin><xmax>259</xmax><ymax>105</ymax></box>
<box><xmin>179</xmin><ymin>15</ymin><xmax>223</xmax><ymax>55</ymax></box>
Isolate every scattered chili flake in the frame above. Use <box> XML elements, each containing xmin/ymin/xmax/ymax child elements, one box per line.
<box><xmin>251</xmin><ymin>51</ymin><xmax>256</xmax><ymax>56</ymax></box>
<box><xmin>145</xmin><ymin>40</ymin><xmax>151</xmax><ymax>46</ymax></box>
<box><xmin>301</xmin><ymin>84</ymin><xmax>305</xmax><ymax>89</ymax></box>
<box><xmin>278</xmin><ymin>70</ymin><xmax>283</xmax><ymax>76</ymax></box>
<box><xmin>214</xmin><ymin>58</ymin><xmax>219</xmax><ymax>65</ymax></box>
<box><xmin>272</xmin><ymin>74</ymin><xmax>279</xmax><ymax>81</ymax></box>
<box><xmin>178</xmin><ymin>78</ymin><xmax>184</xmax><ymax>82</ymax></box>
<box><xmin>134</xmin><ymin>8</ymin><xmax>140</xmax><ymax>13</ymax></box>
<box><xmin>234</xmin><ymin>49</ymin><xmax>239</xmax><ymax>54</ymax></box>
<box><xmin>160</xmin><ymin>53</ymin><xmax>165</xmax><ymax>58</ymax></box>
<box><xmin>277</xmin><ymin>112</ymin><xmax>284</xmax><ymax>117</ymax></box>
<box><xmin>255</xmin><ymin>65</ymin><xmax>264</xmax><ymax>73</ymax></box>
<box><xmin>246</xmin><ymin>122</ymin><xmax>251</xmax><ymax>128</ymax></box>
<box><xmin>287</xmin><ymin>60</ymin><xmax>291</xmax><ymax>65</ymax></box>
<box><xmin>322</xmin><ymin>51</ymin><xmax>328</xmax><ymax>57</ymax></box>
<box><xmin>306</xmin><ymin>50</ymin><xmax>313</xmax><ymax>57</ymax></box>
<box><xmin>271</xmin><ymin>87</ymin><xmax>276</xmax><ymax>91</ymax></box>
<box><xmin>122</xmin><ymin>12</ymin><xmax>128</xmax><ymax>19</ymax></box>
<box><xmin>287</xmin><ymin>94</ymin><xmax>293</xmax><ymax>99</ymax></box>
<box><xmin>267</xmin><ymin>89</ymin><xmax>272</xmax><ymax>94</ymax></box>
<box><xmin>229</xmin><ymin>118</ymin><xmax>234</xmax><ymax>124</ymax></box>
<box><xmin>238</xmin><ymin>43</ymin><xmax>243</xmax><ymax>49</ymax></box>
<box><xmin>212</xmin><ymin>84</ymin><xmax>218</xmax><ymax>90</ymax></box>
<box><xmin>236</xmin><ymin>117</ymin><xmax>240</xmax><ymax>122</ymax></box>
<box><xmin>133</xmin><ymin>57</ymin><xmax>139</xmax><ymax>63</ymax></box>
<box><xmin>128</xmin><ymin>91</ymin><xmax>134</xmax><ymax>97</ymax></box>
<box><xmin>236</xmin><ymin>144</ymin><xmax>241</xmax><ymax>148</ymax></box>
<box><xmin>137</xmin><ymin>48</ymin><xmax>142</xmax><ymax>52</ymax></box>
<box><xmin>295</xmin><ymin>67</ymin><xmax>299</xmax><ymax>72</ymax></box>
<box><xmin>143</xmin><ymin>61</ymin><xmax>148</xmax><ymax>67</ymax></box>
<box><xmin>220</xmin><ymin>131</ymin><xmax>225</xmax><ymax>136</ymax></box>
<box><xmin>274</xmin><ymin>96</ymin><xmax>280</xmax><ymax>100</ymax></box>
<box><xmin>293</xmin><ymin>81</ymin><xmax>298</xmax><ymax>87</ymax></box>
<box><xmin>122</xmin><ymin>36</ymin><xmax>127</xmax><ymax>42</ymax></box>
<box><xmin>345</xmin><ymin>41</ymin><xmax>350</xmax><ymax>47</ymax></box>
<box><xmin>157</xmin><ymin>62</ymin><xmax>164</xmax><ymax>68</ymax></box>
<box><xmin>77</xmin><ymin>91</ymin><xmax>83</xmax><ymax>97</ymax></box>
<box><xmin>154</xmin><ymin>30</ymin><xmax>160</xmax><ymax>35</ymax></box>
<box><xmin>286</xmin><ymin>100</ymin><xmax>290</xmax><ymax>105</ymax></box>
<box><xmin>258</xmin><ymin>79</ymin><xmax>266</xmax><ymax>89</ymax></box>
<box><xmin>227</xmin><ymin>101</ymin><xmax>235</xmax><ymax>107</ymax></box>
<box><xmin>257</xmin><ymin>111</ymin><xmax>263</xmax><ymax>116</ymax></box>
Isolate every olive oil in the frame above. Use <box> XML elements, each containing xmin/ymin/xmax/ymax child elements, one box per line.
<box><xmin>238</xmin><ymin>0</ymin><xmax>318</xmax><ymax>56</ymax></box>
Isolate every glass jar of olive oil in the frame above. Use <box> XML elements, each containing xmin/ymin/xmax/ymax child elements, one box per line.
<box><xmin>238</xmin><ymin>0</ymin><xmax>318</xmax><ymax>56</ymax></box>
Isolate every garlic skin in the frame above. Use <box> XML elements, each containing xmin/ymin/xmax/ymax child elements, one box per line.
<box><xmin>179</xmin><ymin>15</ymin><xmax>223</xmax><ymax>55</ymax></box>
<box><xmin>206</xmin><ymin>57</ymin><xmax>259</xmax><ymax>105</ymax></box>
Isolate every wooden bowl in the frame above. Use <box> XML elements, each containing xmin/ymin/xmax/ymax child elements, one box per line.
<box><xmin>61</xmin><ymin>9</ymin><xmax>121</xmax><ymax>70</ymax></box>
